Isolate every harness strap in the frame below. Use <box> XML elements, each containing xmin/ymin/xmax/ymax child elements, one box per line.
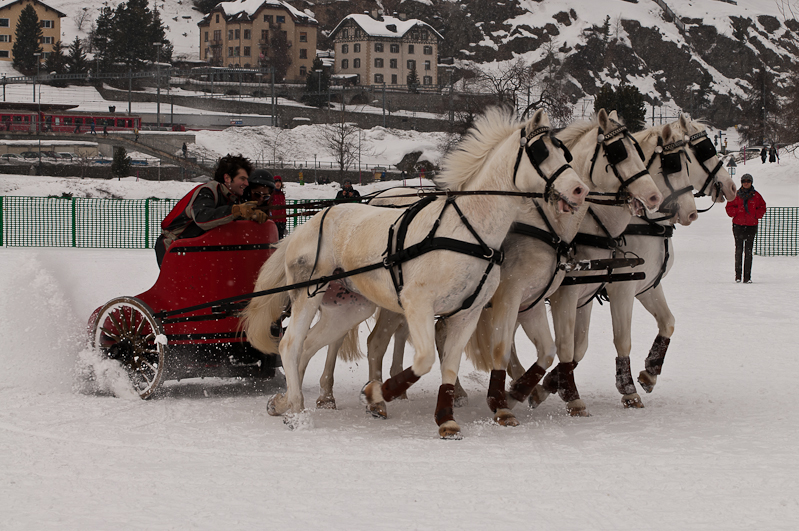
<box><xmin>386</xmin><ymin>195</ymin><xmax>438</xmax><ymax>306</ymax></box>
<box><xmin>622</xmin><ymin>223</ymin><xmax>674</xmax><ymax>238</ymax></box>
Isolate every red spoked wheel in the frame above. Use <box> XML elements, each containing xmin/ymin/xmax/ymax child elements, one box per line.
<box><xmin>91</xmin><ymin>296</ymin><xmax>167</xmax><ymax>399</ymax></box>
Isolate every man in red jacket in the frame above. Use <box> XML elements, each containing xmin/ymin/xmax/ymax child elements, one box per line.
<box><xmin>725</xmin><ymin>173</ymin><xmax>767</xmax><ymax>283</ymax></box>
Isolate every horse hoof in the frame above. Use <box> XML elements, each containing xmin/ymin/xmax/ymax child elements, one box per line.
<box><xmin>367</xmin><ymin>401</ymin><xmax>388</xmax><ymax>419</ymax></box>
<box><xmin>528</xmin><ymin>385</ymin><xmax>550</xmax><ymax>409</ymax></box>
<box><xmin>638</xmin><ymin>371</ymin><xmax>657</xmax><ymax>393</ymax></box>
<box><xmin>316</xmin><ymin>396</ymin><xmax>337</xmax><ymax>410</ymax></box>
<box><xmin>622</xmin><ymin>394</ymin><xmax>645</xmax><ymax>408</ymax></box>
<box><xmin>267</xmin><ymin>393</ymin><xmax>288</xmax><ymax>416</ymax></box>
<box><xmin>566</xmin><ymin>399</ymin><xmax>590</xmax><ymax>417</ymax></box>
<box><xmin>359</xmin><ymin>380</ymin><xmax>383</xmax><ymax>406</ymax></box>
<box><xmin>493</xmin><ymin>409</ymin><xmax>520</xmax><ymax>427</ymax></box>
<box><xmin>454</xmin><ymin>394</ymin><xmax>469</xmax><ymax>408</ymax></box>
<box><xmin>438</xmin><ymin>420</ymin><xmax>463</xmax><ymax>440</ymax></box>
<box><xmin>397</xmin><ymin>392</ymin><xmax>409</xmax><ymax>401</ymax></box>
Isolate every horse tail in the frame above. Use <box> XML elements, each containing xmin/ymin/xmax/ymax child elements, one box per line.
<box><xmin>242</xmin><ymin>239</ymin><xmax>291</xmax><ymax>355</ymax></box>
<box><xmin>463</xmin><ymin>305</ymin><xmax>494</xmax><ymax>373</ymax></box>
<box><xmin>337</xmin><ymin>324</ymin><xmax>364</xmax><ymax>362</ymax></box>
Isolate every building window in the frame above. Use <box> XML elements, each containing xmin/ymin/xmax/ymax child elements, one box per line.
<box><xmin>341</xmin><ymin>44</ymin><xmax>348</xmax><ymax>54</ymax></box>
<box><xmin>375</xmin><ymin>42</ymin><xmax>383</xmax><ymax>52</ymax></box>
<box><xmin>264</xmin><ymin>15</ymin><xmax>272</xmax><ymax>23</ymax></box>
<box><xmin>214</xmin><ymin>30</ymin><xmax>222</xmax><ymax>41</ymax></box>
<box><xmin>299</xmin><ymin>49</ymin><xmax>307</xmax><ymax>59</ymax></box>
<box><xmin>204</xmin><ymin>31</ymin><xmax>209</xmax><ymax>42</ymax></box>
<box><xmin>41</xmin><ymin>36</ymin><xmax>53</xmax><ymax>44</ymax></box>
<box><xmin>0</xmin><ymin>51</ymin><xmax>8</xmax><ymax>58</ymax></box>
<box><xmin>215</xmin><ymin>14</ymin><xmax>219</xmax><ymax>23</ymax></box>
<box><xmin>235</xmin><ymin>47</ymin><xmax>240</xmax><ymax>56</ymax></box>
<box><xmin>300</xmin><ymin>66</ymin><xmax>307</xmax><ymax>76</ymax></box>
<box><xmin>411</xmin><ymin>31</ymin><xmax>419</xmax><ymax>40</ymax></box>
<box><xmin>407</xmin><ymin>59</ymin><xmax>416</xmax><ymax>70</ymax></box>
<box><xmin>342</xmin><ymin>29</ymin><xmax>348</xmax><ymax>38</ymax></box>
<box><xmin>354</xmin><ymin>58</ymin><xmax>360</xmax><ymax>68</ymax></box>
<box><xmin>261</xmin><ymin>29</ymin><xmax>268</xmax><ymax>42</ymax></box>
<box><xmin>424</xmin><ymin>60</ymin><xmax>431</xmax><ymax>70</ymax></box>
<box><xmin>390</xmin><ymin>58</ymin><xmax>397</xmax><ymax>69</ymax></box>
<box><xmin>300</xmin><ymin>32</ymin><xmax>307</xmax><ymax>42</ymax></box>
<box><xmin>391</xmin><ymin>74</ymin><xmax>397</xmax><ymax>84</ymax></box>
<box><xmin>228</xmin><ymin>47</ymin><xmax>234</xmax><ymax>57</ymax></box>
<box><xmin>40</xmin><ymin>20</ymin><xmax>54</xmax><ymax>28</ymax></box>
<box><xmin>408</xmin><ymin>45</ymin><xmax>415</xmax><ymax>54</ymax></box>
<box><xmin>341</xmin><ymin>59</ymin><xmax>349</xmax><ymax>69</ymax></box>
<box><xmin>424</xmin><ymin>45</ymin><xmax>433</xmax><ymax>55</ymax></box>
<box><xmin>374</xmin><ymin>58</ymin><xmax>383</xmax><ymax>68</ymax></box>
<box><xmin>236</xmin><ymin>29</ymin><xmax>241</xmax><ymax>39</ymax></box>
<box><xmin>276</xmin><ymin>15</ymin><xmax>285</xmax><ymax>23</ymax></box>
<box><xmin>375</xmin><ymin>74</ymin><xmax>384</xmax><ymax>83</ymax></box>
<box><xmin>423</xmin><ymin>76</ymin><xmax>433</xmax><ymax>85</ymax></box>
<box><xmin>244</xmin><ymin>29</ymin><xmax>251</xmax><ymax>40</ymax></box>
<box><xmin>422</xmin><ymin>31</ymin><xmax>429</xmax><ymax>40</ymax></box>
<box><xmin>0</xmin><ymin>35</ymin><xmax>9</xmax><ymax>43</ymax></box>
<box><xmin>355</xmin><ymin>29</ymin><xmax>362</xmax><ymax>38</ymax></box>
<box><xmin>244</xmin><ymin>46</ymin><xmax>251</xmax><ymax>56</ymax></box>
<box><xmin>354</xmin><ymin>43</ymin><xmax>360</xmax><ymax>53</ymax></box>
<box><xmin>228</xmin><ymin>30</ymin><xmax>234</xmax><ymax>40</ymax></box>
<box><xmin>390</xmin><ymin>43</ymin><xmax>399</xmax><ymax>53</ymax></box>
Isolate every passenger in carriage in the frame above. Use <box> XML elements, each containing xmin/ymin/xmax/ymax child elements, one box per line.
<box><xmin>155</xmin><ymin>154</ymin><xmax>268</xmax><ymax>267</ymax></box>
<box><xmin>243</xmin><ymin>169</ymin><xmax>275</xmax><ymax>208</ymax></box>
<box><xmin>269</xmin><ymin>176</ymin><xmax>287</xmax><ymax>238</ymax></box>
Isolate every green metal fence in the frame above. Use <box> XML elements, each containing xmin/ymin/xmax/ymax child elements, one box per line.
<box><xmin>755</xmin><ymin>207</ymin><xmax>799</xmax><ymax>256</ymax></box>
<box><xmin>0</xmin><ymin>196</ymin><xmax>326</xmax><ymax>248</ymax></box>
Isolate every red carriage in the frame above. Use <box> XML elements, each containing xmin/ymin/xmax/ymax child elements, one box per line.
<box><xmin>88</xmin><ymin>220</ymin><xmax>281</xmax><ymax>399</ymax></box>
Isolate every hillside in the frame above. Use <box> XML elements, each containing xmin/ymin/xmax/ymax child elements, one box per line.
<box><xmin>26</xmin><ymin>0</ymin><xmax>799</xmax><ymax>129</ymax></box>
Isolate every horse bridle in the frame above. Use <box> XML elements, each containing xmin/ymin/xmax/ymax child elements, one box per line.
<box><xmin>688</xmin><ymin>130</ymin><xmax>723</xmax><ymax>198</ymax></box>
<box><xmin>512</xmin><ymin>125</ymin><xmax>575</xmax><ymax>205</ymax></box>
<box><xmin>587</xmin><ymin>125</ymin><xmax>651</xmax><ymax>202</ymax></box>
<box><xmin>643</xmin><ymin>137</ymin><xmax>695</xmax><ymax>221</ymax></box>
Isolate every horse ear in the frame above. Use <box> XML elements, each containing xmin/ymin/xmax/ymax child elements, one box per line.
<box><xmin>608</xmin><ymin>110</ymin><xmax>619</xmax><ymax>122</ymax></box>
<box><xmin>662</xmin><ymin>123</ymin><xmax>673</xmax><ymax>141</ymax></box>
<box><xmin>597</xmin><ymin>108</ymin><xmax>609</xmax><ymax>129</ymax></box>
<box><xmin>679</xmin><ymin>113</ymin><xmax>690</xmax><ymax>132</ymax></box>
<box><xmin>534</xmin><ymin>108</ymin><xmax>551</xmax><ymax>128</ymax></box>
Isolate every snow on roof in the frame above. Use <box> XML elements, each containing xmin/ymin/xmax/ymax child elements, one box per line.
<box><xmin>330</xmin><ymin>14</ymin><xmax>442</xmax><ymax>41</ymax></box>
<box><xmin>0</xmin><ymin>0</ymin><xmax>66</xmax><ymax>17</ymax></box>
<box><xmin>215</xmin><ymin>0</ymin><xmax>316</xmax><ymax>24</ymax></box>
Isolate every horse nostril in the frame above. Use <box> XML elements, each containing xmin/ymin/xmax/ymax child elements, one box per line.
<box><xmin>574</xmin><ymin>186</ymin><xmax>585</xmax><ymax>197</ymax></box>
<box><xmin>649</xmin><ymin>194</ymin><xmax>661</xmax><ymax>206</ymax></box>
<box><xmin>689</xmin><ymin>212</ymin><xmax>698</xmax><ymax>222</ymax></box>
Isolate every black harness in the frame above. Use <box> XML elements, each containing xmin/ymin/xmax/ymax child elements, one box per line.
<box><xmin>689</xmin><ymin>130</ymin><xmax>724</xmax><ymax>210</ymax></box>
<box><xmin>621</xmin><ymin>219</ymin><xmax>674</xmax><ymax>294</ymax></box>
<box><xmin>641</xmin><ymin>137</ymin><xmax>695</xmax><ymax>222</ymax></box>
<box><xmin>586</xmin><ymin>125</ymin><xmax>650</xmax><ymax>202</ymax></box>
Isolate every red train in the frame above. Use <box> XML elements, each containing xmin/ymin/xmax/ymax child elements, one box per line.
<box><xmin>0</xmin><ymin>109</ymin><xmax>141</xmax><ymax>133</ymax></box>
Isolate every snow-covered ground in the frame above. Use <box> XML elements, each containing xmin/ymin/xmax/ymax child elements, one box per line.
<box><xmin>1</xmin><ymin>147</ymin><xmax>798</xmax><ymax>528</ymax></box>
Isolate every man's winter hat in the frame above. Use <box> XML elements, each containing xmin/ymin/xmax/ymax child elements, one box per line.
<box><xmin>249</xmin><ymin>169</ymin><xmax>275</xmax><ymax>190</ymax></box>
<box><xmin>741</xmin><ymin>173</ymin><xmax>753</xmax><ymax>183</ymax></box>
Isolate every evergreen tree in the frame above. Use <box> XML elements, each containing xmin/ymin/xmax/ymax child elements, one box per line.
<box><xmin>193</xmin><ymin>0</ymin><xmax>219</xmax><ymax>14</ymax></box>
<box><xmin>12</xmin><ymin>5</ymin><xmax>43</xmax><ymax>74</ymax></box>
<box><xmin>91</xmin><ymin>6</ymin><xmax>115</xmax><ymax>71</ymax></box>
<box><xmin>305</xmin><ymin>57</ymin><xmax>329</xmax><ymax>107</ymax></box>
<box><xmin>407</xmin><ymin>63</ymin><xmax>420</xmax><ymax>93</ymax></box>
<box><xmin>111</xmin><ymin>147</ymin><xmax>132</xmax><ymax>178</ymax></box>
<box><xmin>738</xmin><ymin>67</ymin><xmax>778</xmax><ymax>145</ymax></box>
<box><xmin>269</xmin><ymin>30</ymin><xmax>292</xmax><ymax>80</ymax></box>
<box><xmin>594</xmin><ymin>82</ymin><xmax>646</xmax><ymax>132</ymax></box>
<box><xmin>67</xmin><ymin>37</ymin><xmax>89</xmax><ymax>76</ymax></box>
<box><xmin>44</xmin><ymin>41</ymin><xmax>68</xmax><ymax>87</ymax></box>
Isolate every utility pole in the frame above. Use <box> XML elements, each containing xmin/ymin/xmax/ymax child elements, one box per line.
<box><xmin>382</xmin><ymin>83</ymin><xmax>386</xmax><ymax>128</ymax></box>
<box><xmin>271</xmin><ymin>67</ymin><xmax>276</xmax><ymax>128</ymax></box>
<box><xmin>154</xmin><ymin>42</ymin><xmax>163</xmax><ymax>128</ymax></box>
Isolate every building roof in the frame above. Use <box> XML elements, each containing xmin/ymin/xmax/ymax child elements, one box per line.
<box><xmin>330</xmin><ymin>14</ymin><xmax>442</xmax><ymax>41</ymax></box>
<box><xmin>0</xmin><ymin>0</ymin><xmax>66</xmax><ymax>17</ymax></box>
<box><xmin>201</xmin><ymin>0</ymin><xmax>316</xmax><ymax>25</ymax></box>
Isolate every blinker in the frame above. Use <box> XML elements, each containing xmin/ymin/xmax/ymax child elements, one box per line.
<box><xmin>604</xmin><ymin>139</ymin><xmax>628</xmax><ymax>165</ymax></box>
<box><xmin>692</xmin><ymin>138</ymin><xmax>717</xmax><ymax>162</ymax></box>
<box><xmin>527</xmin><ymin>138</ymin><xmax>550</xmax><ymax>165</ymax></box>
<box><xmin>661</xmin><ymin>152</ymin><xmax>682</xmax><ymax>175</ymax></box>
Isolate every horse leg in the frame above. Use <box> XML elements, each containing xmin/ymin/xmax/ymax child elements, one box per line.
<box><xmin>390</xmin><ymin>320</ymin><xmax>410</xmax><ymax>399</ymax></box>
<box><xmin>543</xmin><ymin>288</ymin><xmax>587</xmax><ymax>415</ymax></box>
<box><xmin>635</xmin><ymin>284</ymin><xmax>675</xmax><ymax>393</ymax></box>
<box><xmin>316</xmin><ymin>336</ymin><xmax>343</xmax><ymax>409</ymax></box>
<box><xmin>363</xmin><ymin>309</ymin><xmax>404</xmax><ymax>418</ymax></box>
<box><xmin>514</xmin><ymin>304</ymin><xmax>557</xmax><ymax>409</ymax></box>
<box><xmin>606</xmin><ymin>283</ymin><xmax>644</xmax><ymax>408</ymax></box>
<box><xmin>435</xmin><ymin>319</ymin><xmax>468</xmax><ymax>406</ymax></box>
<box><xmin>556</xmin><ymin>302</ymin><xmax>594</xmax><ymax>417</ymax></box>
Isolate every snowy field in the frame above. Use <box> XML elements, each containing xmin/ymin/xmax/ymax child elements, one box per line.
<box><xmin>1</xmin><ymin>155</ymin><xmax>798</xmax><ymax>529</ymax></box>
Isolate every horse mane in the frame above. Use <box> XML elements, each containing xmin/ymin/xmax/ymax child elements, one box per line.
<box><xmin>557</xmin><ymin>117</ymin><xmax>599</xmax><ymax>149</ymax></box>
<box><xmin>436</xmin><ymin>108</ymin><xmax>520</xmax><ymax>191</ymax></box>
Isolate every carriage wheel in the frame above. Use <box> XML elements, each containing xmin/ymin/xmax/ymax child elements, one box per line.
<box><xmin>91</xmin><ymin>296</ymin><xmax>167</xmax><ymax>400</ymax></box>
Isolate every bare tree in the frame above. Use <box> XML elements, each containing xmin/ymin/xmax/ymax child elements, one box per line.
<box><xmin>73</xmin><ymin>8</ymin><xmax>91</xmax><ymax>32</ymax></box>
<box><xmin>74</xmin><ymin>148</ymin><xmax>94</xmax><ymax>179</ymax></box>
<box><xmin>776</xmin><ymin>0</ymin><xmax>799</xmax><ymax>23</ymax></box>
<box><xmin>317</xmin><ymin>115</ymin><xmax>360</xmax><ymax>178</ymax></box>
<box><xmin>476</xmin><ymin>58</ymin><xmax>533</xmax><ymax>116</ymax></box>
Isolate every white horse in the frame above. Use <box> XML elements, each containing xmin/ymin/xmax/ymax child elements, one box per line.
<box><xmin>243</xmin><ymin>108</ymin><xmax>588</xmax><ymax>438</ymax></box>
<box><xmin>528</xmin><ymin>115</ymin><xmax>737</xmax><ymax>410</ymax></box>
<box><xmin>461</xmin><ymin>113</ymin><xmax>668</xmax><ymax>425</ymax></box>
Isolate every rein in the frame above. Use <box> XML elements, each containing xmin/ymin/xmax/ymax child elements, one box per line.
<box><xmin>688</xmin><ymin>130</ymin><xmax>724</xmax><ymax>212</ymax></box>
<box><xmin>587</xmin><ymin>125</ymin><xmax>650</xmax><ymax>201</ymax></box>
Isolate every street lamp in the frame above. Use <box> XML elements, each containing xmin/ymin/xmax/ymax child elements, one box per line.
<box><xmin>154</xmin><ymin>42</ymin><xmax>162</xmax><ymax>128</ymax></box>
<box><xmin>315</xmin><ymin>69</ymin><xmax>322</xmax><ymax>106</ymax></box>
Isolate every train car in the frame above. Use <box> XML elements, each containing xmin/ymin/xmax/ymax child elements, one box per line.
<box><xmin>0</xmin><ymin>109</ymin><xmax>141</xmax><ymax>134</ymax></box>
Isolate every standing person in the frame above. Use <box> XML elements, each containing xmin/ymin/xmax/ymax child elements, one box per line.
<box><xmin>155</xmin><ymin>154</ymin><xmax>267</xmax><ymax>267</ymax></box>
<box><xmin>335</xmin><ymin>179</ymin><xmax>361</xmax><ymax>201</ymax></box>
<box><xmin>760</xmin><ymin>146</ymin><xmax>767</xmax><ymax>164</ymax></box>
<box><xmin>90</xmin><ymin>119</ymin><xmax>96</xmax><ymax>135</ymax></box>
<box><xmin>74</xmin><ymin>121</ymin><xmax>81</xmax><ymax>134</ymax></box>
<box><xmin>269</xmin><ymin>175</ymin><xmax>287</xmax><ymax>238</ymax></box>
<box><xmin>725</xmin><ymin>173</ymin><xmax>767</xmax><ymax>284</ymax></box>
<box><xmin>182</xmin><ymin>142</ymin><xmax>188</xmax><ymax>158</ymax></box>
<box><xmin>769</xmin><ymin>144</ymin><xmax>779</xmax><ymax>163</ymax></box>
<box><xmin>134</xmin><ymin>127</ymin><xmax>139</xmax><ymax>142</ymax></box>
<box><xmin>102</xmin><ymin>121</ymin><xmax>108</xmax><ymax>137</ymax></box>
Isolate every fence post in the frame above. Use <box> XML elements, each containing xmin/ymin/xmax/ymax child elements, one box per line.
<box><xmin>145</xmin><ymin>198</ymin><xmax>150</xmax><ymax>249</ymax></box>
<box><xmin>0</xmin><ymin>196</ymin><xmax>3</xmax><ymax>247</ymax></box>
<box><xmin>71</xmin><ymin>197</ymin><xmax>77</xmax><ymax>247</ymax></box>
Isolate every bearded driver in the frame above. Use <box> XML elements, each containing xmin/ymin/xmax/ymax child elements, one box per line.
<box><xmin>155</xmin><ymin>154</ymin><xmax>267</xmax><ymax>267</ymax></box>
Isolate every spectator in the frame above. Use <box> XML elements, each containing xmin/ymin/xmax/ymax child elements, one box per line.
<box><xmin>244</xmin><ymin>168</ymin><xmax>275</xmax><ymax>208</ymax></box>
<box><xmin>90</xmin><ymin>119</ymin><xmax>96</xmax><ymax>135</ymax></box>
<box><xmin>769</xmin><ymin>144</ymin><xmax>779</xmax><ymax>163</ymax></box>
<box><xmin>335</xmin><ymin>179</ymin><xmax>361</xmax><ymax>201</ymax></box>
<box><xmin>74</xmin><ymin>122</ymin><xmax>81</xmax><ymax>134</ymax></box>
<box><xmin>182</xmin><ymin>142</ymin><xmax>188</xmax><ymax>158</ymax></box>
<box><xmin>725</xmin><ymin>173</ymin><xmax>766</xmax><ymax>284</ymax></box>
<box><xmin>155</xmin><ymin>154</ymin><xmax>267</xmax><ymax>267</ymax></box>
<box><xmin>102</xmin><ymin>121</ymin><xmax>108</xmax><ymax>137</ymax></box>
<box><xmin>269</xmin><ymin>176</ymin><xmax>287</xmax><ymax>238</ymax></box>
<box><xmin>134</xmin><ymin>127</ymin><xmax>139</xmax><ymax>142</ymax></box>
<box><xmin>760</xmin><ymin>146</ymin><xmax>767</xmax><ymax>164</ymax></box>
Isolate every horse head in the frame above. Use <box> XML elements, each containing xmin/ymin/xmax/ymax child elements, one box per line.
<box><xmin>677</xmin><ymin>114</ymin><xmax>737</xmax><ymax>202</ymax></box>
<box><xmin>634</xmin><ymin>122</ymin><xmax>699</xmax><ymax>226</ymax></box>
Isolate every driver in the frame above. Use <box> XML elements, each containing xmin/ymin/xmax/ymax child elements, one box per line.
<box><xmin>155</xmin><ymin>154</ymin><xmax>267</xmax><ymax>267</ymax></box>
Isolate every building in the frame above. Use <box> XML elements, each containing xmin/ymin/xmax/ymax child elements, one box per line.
<box><xmin>329</xmin><ymin>11</ymin><xmax>443</xmax><ymax>88</ymax></box>
<box><xmin>197</xmin><ymin>0</ymin><xmax>317</xmax><ymax>82</ymax></box>
<box><xmin>0</xmin><ymin>0</ymin><xmax>65</xmax><ymax>62</ymax></box>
